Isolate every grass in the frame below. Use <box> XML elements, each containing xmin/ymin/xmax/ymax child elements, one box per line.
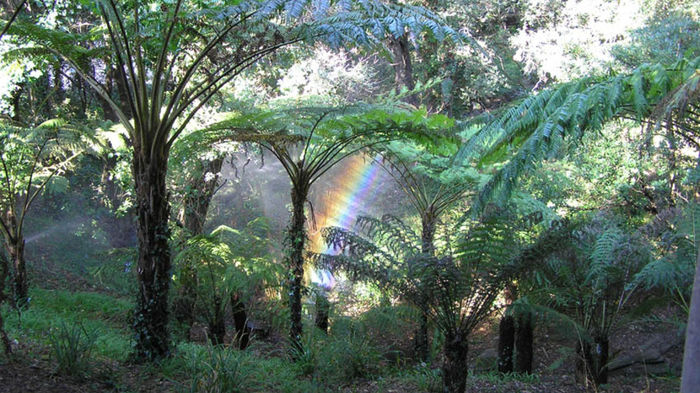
<box><xmin>162</xmin><ymin>342</ymin><xmax>319</xmax><ymax>393</ymax></box>
<box><xmin>3</xmin><ymin>288</ymin><xmax>132</xmax><ymax>360</ymax></box>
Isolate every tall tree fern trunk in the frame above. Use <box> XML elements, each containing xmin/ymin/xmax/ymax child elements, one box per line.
<box><xmin>681</xmin><ymin>252</ymin><xmax>700</xmax><ymax>393</ymax></box>
<box><xmin>575</xmin><ymin>333</ymin><xmax>608</xmax><ymax>386</ymax></box>
<box><xmin>9</xmin><ymin>239</ymin><xmax>26</xmax><ymax>307</ymax></box>
<box><xmin>0</xmin><ymin>252</ymin><xmax>11</xmax><ymax>355</ymax></box>
<box><xmin>389</xmin><ymin>33</ymin><xmax>418</xmax><ymax>107</ymax></box>
<box><xmin>231</xmin><ymin>293</ymin><xmax>250</xmax><ymax>350</ymax></box>
<box><xmin>498</xmin><ymin>312</ymin><xmax>515</xmax><ymax>373</ymax></box>
<box><xmin>0</xmin><ymin>308</ymin><xmax>9</xmax><ymax>355</ymax></box>
<box><xmin>515</xmin><ymin>310</ymin><xmax>533</xmax><ymax>374</ymax></box>
<box><xmin>174</xmin><ymin>157</ymin><xmax>224</xmax><ymax>333</ymax></box>
<box><xmin>5</xmin><ymin>210</ymin><xmax>28</xmax><ymax>307</ymax></box>
<box><xmin>181</xmin><ymin>157</ymin><xmax>224</xmax><ymax>235</ymax></box>
<box><xmin>288</xmin><ymin>186</ymin><xmax>308</xmax><ymax>350</ymax></box>
<box><xmin>415</xmin><ymin>212</ymin><xmax>436</xmax><ymax>361</ymax></box>
<box><xmin>132</xmin><ymin>145</ymin><xmax>172</xmax><ymax>361</ymax></box>
<box><xmin>208</xmin><ymin>296</ymin><xmax>226</xmax><ymax>346</ymax></box>
<box><xmin>498</xmin><ymin>285</ymin><xmax>516</xmax><ymax>373</ymax></box>
<box><xmin>442</xmin><ymin>331</ymin><xmax>469</xmax><ymax>393</ymax></box>
<box><xmin>315</xmin><ymin>290</ymin><xmax>330</xmax><ymax>334</ymax></box>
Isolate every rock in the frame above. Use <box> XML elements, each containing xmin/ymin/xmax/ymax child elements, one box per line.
<box><xmin>608</xmin><ymin>333</ymin><xmax>683</xmax><ymax>376</ymax></box>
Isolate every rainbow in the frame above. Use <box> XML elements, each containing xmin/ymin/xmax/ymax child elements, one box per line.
<box><xmin>309</xmin><ymin>153</ymin><xmax>387</xmax><ymax>289</ymax></box>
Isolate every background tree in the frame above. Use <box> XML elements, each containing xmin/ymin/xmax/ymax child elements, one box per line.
<box><xmin>9</xmin><ymin>0</ymin><xmax>459</xmax><ymax>360</ymax></box>
<box><xmin>201</xmin><ymin>103</ymin><xmax>452</xmax><ymax>349</ymax></box>
<box><xmin>371</xmin><ymin>139</ymin><xmax>480</xmax><ymax>360</ymax></box>
<box><xmin>0</xmin><ymin>120</ymin><xmax>84</xmax><ymax>306</ymax></box>
<box><xmin>455</xmin><ymin>56</ymin><xmax>699</xmax><ymax>390</ymax></box>
<box><xmin>317</xmin><ymin>211</ymin><xmax>517</xmax><ymax>393</ymax></box>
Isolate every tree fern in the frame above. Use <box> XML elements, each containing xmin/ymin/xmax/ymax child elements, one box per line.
<box><xmin>457</xmin><ymin>57</ymin><xmax>700</xmax><ymax>213</ymax></box>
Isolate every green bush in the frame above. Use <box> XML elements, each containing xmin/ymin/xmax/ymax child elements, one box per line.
<box><xmin>288</xmin><ymin>333</ymin><xmax>319</xmax><ymax>376</ymax></box>
<box><xmin>164</xmin><ymin>343</ymin><xmax>318</xmax><ymax>393</ymax></box>
<box><xmin>179</xmin><ymin>345</ymin><xmax>248</xmax><ymax>393</ymax></box>
<box><xmin>48</xmin><ymin>321</ymin><xmax>96</xmax><ymax>377</ymax></box>
<box><xmin>318</xmin><ymin>330</ymin><xmax>383</xmax><ymax>383</ymax></box>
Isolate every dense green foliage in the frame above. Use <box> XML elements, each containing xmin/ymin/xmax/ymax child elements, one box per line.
<box><xmin>0</xmin><ymin>0</ymin><xmax>698</xmax><ymax>392</ymax></box>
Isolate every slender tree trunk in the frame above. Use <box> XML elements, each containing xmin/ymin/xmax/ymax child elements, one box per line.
<box><xmin>0</xmin><ymin>308</ymin><xmax>10</xmax><ymax>356</ymax></box>
<box><xmin>515</xmin><ymin>310</ymin><xmax>533</xmax><ymax>374</ymax></box>
<box><xmin>3</xmin><ymin>210</ymin><xmax>28</xmax><ymax>307</ymax></box>
<box><xmin>497</xmin><ymin>313</ymin><xmax>515</xmax><ymax>373</ymax></box>
<box><xmin>208</xmin><ymin>296</ymin><xmax>226</xmax><ymax>346</ymax></box>
<box><xmin>288</xmin><ymin>186</ymin><xmax>308</xmax><ymax>350</ymax></box>
<box><xmin>389</xmin><ymin>33</ymin><xmax>418</xmax><ymax>107</ymax></box>
<box><xmin>9</xmin><ymin>239</ymin><xmax>26</xmax><ymax>307</ymax></box>
<box><xmin>442</xmin><ymin>331</ymin><xmax>469</xmax><ymax>393</ymax></box>
<box><xmin>681</xmin><ymin>251</ymin><xmax>700</xmax><ymax>393</ymax></box>
<box><xmin>415</xmin><ymin>212</ymin><xmax>436</xmax><ymax>361</ymax></box>
<box><xmin>575</xmin><ymin>334</ymin><xmax>609</xmax><ymax>386</ymax></box>
<box><xmin>498</xmin><ymin>285</ymin><xmax>516</xmax><ymax>373</ymax></box>
<box><xmin>181</xmin><ymin>157</ymin><xmax>224</xmax><ymax>235</ymax></box>
<box><xmin>132</xmin><ymin>145</ymin><xmax>172</xmax><ymax>360</ymax></box>
<box><xmin>315</xmin><ymin>290</ymin><xmax>329</xmax><ymax>334</ymax></box>
<box><xmin>231</xmin><ymin>293</ymin><xmax>249</xmax><ymax>350</ymax></box>
<box><xmin>10</xmin><ymin>83</ymin><xmax>23</xmax><ymax>122</ymax></box>
<box><xmin>0</xmin><ymin>251</ymin><xmax>12</xmax><ymax>355</ymax></box>
<box><xmin>173</xmin><ymin>157</ymin><xmax>224</xmax><ymax>333</ymax></box>
<box><xmin>97</xmin><ymin>61</ymin><xmax>118</xmax><ymax>122</ymax></box>
<box><xmin>52</xmin><ymin>61</ymin><xmax>64</xmax><ymax>108</ymax></box>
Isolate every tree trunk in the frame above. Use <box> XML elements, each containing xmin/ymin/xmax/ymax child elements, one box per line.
<box><xmin>173</xmin><ymin>157</ymin><xmax>224</xmax><ymax>333</ymax></box>
<box><xmin>52</xmin><ymin>61</ymin><xmax>64</xmax><ymax>108</ymax></box>
<box><xmin>208</xmin><ymin>296</ymin><xmax>226</xmax><ymax>346</ymax></box>
<box><xmin>10</xmin><ymin>82</ymin><xmax>23</xmax><ymax>122</ymax></box>
<box><xmin>389</xmin><ymin>33</ymin><xmax>418</xmax><ymax>107</ymax></box>
<box><xmin>9</xmin><ymin>238</ymin><xmax>27</xmax><ymax>307</ymax></box>
<box><xmin>442</xmin><ymin>331</ymin><xmax>469</xmax><ymax>393</ymax></box>
<box><xmin>415</xmin><ymin>211</ymin><xmax>436</xmax><ymax>361</ymax></box>
<box><xmin>415</xmin><ymin>312</ymin><xmax>430</xmax><ymax>361</ymax></box>
<box><xmin>288</xmin><ymin>186</ymin><xmax>308</xmax><ymax>351</ymax></box>
<box><xmin>680</xmin><ymin>250</ymin><xmax>700</xmax><ymax>393</ymax></box>
<box><xmin>231</xmin><ymin>293</ymin><xmax>249</xmax><ymax>350</ymax></box>
<box><xmin>515</xmin><ymin>310</ymin><xmax>534</xmax><ymax>374</ymax></box>
<box><xmin>497</xmin><ymin>313</ymin><xmax>515</xmax><ymax>373</ymax></box>
<box><xmin>315</xmin><ymin>290</ymin><xmax>329</xmax><ymax>334</ymax></box>
<box><xmin>97</xmin><ymin>62</ymin><xmax>118</xmax><ymax>122</ymax></box>
<box><xmin>575</xmin><ymin>334</ymin><xmax>609</xmax><ymax>386</ymax></box>
<box><xmin>0</xmin><ymin>252</ymin><xmax>12</xmax><ymax>355</ymax></box>
<box><xmin>0</xmin><ymin>308</ymin><xmax>10</xmax><ymax>356</ymax></box>
<box><xmin>132</xmin><ymin>146</ymin><xmax>172</xmax><ymax>361</ymax></box>
<box><xmin>181</xmin><ymin>157</ymin><xmax>224</xmax><ymax>235</ymax></box>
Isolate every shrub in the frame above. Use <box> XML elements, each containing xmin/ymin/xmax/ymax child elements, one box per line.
<box><xmin>179</xmin><ymin>345</ymin><xmax>249</xmax><ymax>393</ymax></box>
<box><xmin>48</xmin><ymin>322</ymin><xmax>96</xmax><ymax>377</ymax></box>
<box><xmin>319</xmin><ymin>330</ymin><xmax>383</xmax><ymax>383</ymax></box>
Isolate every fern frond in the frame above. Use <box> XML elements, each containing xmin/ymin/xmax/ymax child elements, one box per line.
<box><xmin>462</xmin><ymin>57</ymin><xmax>700</xmax><ymax>214</ymax></box>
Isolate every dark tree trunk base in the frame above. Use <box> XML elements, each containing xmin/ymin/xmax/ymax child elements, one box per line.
<box><xmin>515</xmin><ymin>311</ymin><xmax>533</xmax><ymax>374</ymax></box>
<box><xmin>132</xmin><ymin>152</ymin><xmax>172</xmax><ymax>361</ymax></box>
<box><xmin>443</xmin><ymin>332</ymin><xmax>469</xmax><ymax>393</ymax></box>
<box><xmin>498</xmin><ymin>314</ymin><xmax>515</xmax><ymax>373</ymax></box>
<box><xmin>208</xmin><ymin>297</ymin><xmax>226</xmax><ymax>346</ymax></box>
<box><xmin>0</xmin><ymin>309</ymin><xmax>11</xmax><ymax>355</ymax></box>
<box><xmin>288</xmin><ymin>187</ymin><xmax>308</xmax><ymax>354</ymax></box>
<box><xmin>231</xmin><ymin>293</ymin><xmax>250</xmax><ymax>350</ymax></box>
<box><xmin>575</xmin><ymin>334</ymin><xmax>609</xmax><ymax>386</ymax></box>
<box><xmin>10</xmin><ymin>240</ymin><xmax>28</xmax><ymax>308</ymax></box>
<box><xmin>415</xmin><ymin>313</ymin><xmax>430</xmax><ymax>362</ymax></box>
<box><xmin>315</xmin><ymin>291</ymin><xmax>329</xmax><ymax>334</ymax></box>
